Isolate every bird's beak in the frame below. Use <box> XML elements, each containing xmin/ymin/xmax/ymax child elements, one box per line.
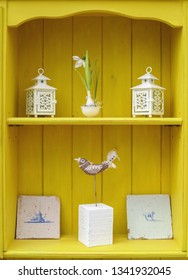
<box><xmin>74</xmin><ymin>158</ymin><xmax>80</xmax><ymax>162</ymax></box>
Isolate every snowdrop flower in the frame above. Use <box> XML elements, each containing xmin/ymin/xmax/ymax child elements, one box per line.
<box><xmin>73</xmin><ymin>50</ymin><xmax>100</xmax><ymax>106</ymax></box>
<box><xmin>73</xmin><ymin>56</ymin><xmax>85</xmax><ymax>68</ymax></box>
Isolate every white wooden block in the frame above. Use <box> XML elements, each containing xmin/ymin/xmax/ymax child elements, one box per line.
<box><xmin>127</xmin><ymin>194</ymin><xmax>173</xmax><ymax>240</ymax></box>
<box><xmin>16</xmin><ymin>195</ymin><xmax>60</xmax><ymax>239</ymax></box>
<box><xmin>78</xmin><ymin>203</ymin><xmax>113</xmax><ymax>247</ymax></box>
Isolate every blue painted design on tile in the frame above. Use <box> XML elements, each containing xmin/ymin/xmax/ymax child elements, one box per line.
<box><xmin>25</xmin><ymin>211</ymin><xmax>52</xmax><ymax>223</ymax></box>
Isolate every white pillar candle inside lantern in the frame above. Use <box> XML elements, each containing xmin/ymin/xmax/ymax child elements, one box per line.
<box><xmin>26</xmin><ymin>68</ymin><xmax>57</xmax><ymax>117</ymax></box>
<box><xmin>131</xmin><ymin>67</ymin><xmax>165</xmax><ymax>117</ymax></box>
<box><xmin>78</xmin><ymin>203</ymin><xmax>113</xmax><ymax>247</ymax></box>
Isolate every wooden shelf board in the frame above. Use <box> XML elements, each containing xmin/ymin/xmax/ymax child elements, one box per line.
<box><xmin>4</xmin><ymin>235</ymin><xmax>185</xmax><ymax>259</ymax></box>
<box><xmin>7</xmin><ymin>117</ymin><xmax>183</xmax><ymax>126</ymax></box>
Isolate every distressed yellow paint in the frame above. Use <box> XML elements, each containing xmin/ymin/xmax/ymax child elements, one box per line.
<box><xmin>18</xmin><ymin>127</ymin><xmax>43</xmax><ymax>195</ymax></box>
<box><xmin>0</xmin><ymin>1</ymin><xmax>188</xmax><ymax>259</ymax></box>
<box><xmin>43</xmin><ymin>18</ymin><xmax>73</xmax><ymax>117</ymax></box>
<box><xmin>0</xmin><ymin>6</ymin><xmax>3</xmax><ymax>258</ymax></box>
<box><xmin>102</xmin><ymin>126</ymin><xmax>132</xmax><ymax>234</ymax></box>
<box><xmin>103</xmin><ymin>16</ymin><xmax>131</xmax><ymax>117</ymax></box>
<box><xmin>4</xmin><ymin>127</ymin><xmax>18</xmax><ymax>251</ymax></box>
<box><xmin>18</xmin><ymin>19</ymin><xmax>44</xmax><ymax>117</ymax></box>
<box><xmin>72</xmin><ymin>126</ymin><xmax>102</xmax><ymax>233</ymax></box>
<box><xmin>43</xmin><ymin>126</ymin><xmax>72</xmax><ymax>234</ymax></box>
<box><xmin>3</xmin><ymin>235</ymin><xmax>186</xmax><ymax>259</ymax></box>
<box><xmin>42</xmin><ymin>18</ymin><xmax>73</xmax><ymax>234</ymax></box>
<box><xmin>7</xmin><ymin>0</ymin><xmax>183</xmax><ymax>27</ymax></box>
<box><xmin>7</xmin><ymin>117</ymin><xmax>183</xmax><ymax>126</ymax></box>
<box><xmin>132</xmin><ymin>21</ymin><xmax>161</xmax><ymax>194</ymax></box>
<box><xmin>72</xmin><ymin>16</ymin><xmax>102</xmax><ymax>234</ymax></box>
<box><xmin>73</xmin><ymin>16</ymin><xmax>102</xmax><ymax>116</ymax></box>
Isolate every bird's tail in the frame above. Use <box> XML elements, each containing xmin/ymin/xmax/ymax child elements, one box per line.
<box><xmin>106</xmin><ymin>150</ymin><xmax>120</xmax><ymax>168</ymax></box>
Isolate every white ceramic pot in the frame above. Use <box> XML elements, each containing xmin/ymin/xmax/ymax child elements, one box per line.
<box><xmin>81</xmin><ymin>105</ymin><xmax>100</xmax><ymax>117</ymax></box>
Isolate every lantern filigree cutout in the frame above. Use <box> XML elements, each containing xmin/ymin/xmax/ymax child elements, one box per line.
<box><xmin>131</xmin><ymin>67</ymin><xmax>165</xmax><ymax>117</ymax></box>
<box><xmin>26</xmin><ymin>68</ymin><xmax>57</xmax><ymax>117</ymax></box>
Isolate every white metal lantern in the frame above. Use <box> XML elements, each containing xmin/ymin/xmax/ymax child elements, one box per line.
<box><xmin>26</xmin><ymin>68</ymin><xmax>57</xmax><ymax>117</ymax></box>
<box><xmin>131</xmin><ymin>67</ymin><xmax>165</xmax><ymax>117</ymax></box>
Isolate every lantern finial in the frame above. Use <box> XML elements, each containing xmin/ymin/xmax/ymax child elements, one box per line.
<box><xmin>146</xmin><ymin>66</ymin><xmax>152</xmax><ymax>74</ymax></box>
<box><xmin>38</xmin><ymin>68</ymin><xmax>44</xmax><ymax>75</ymax></box>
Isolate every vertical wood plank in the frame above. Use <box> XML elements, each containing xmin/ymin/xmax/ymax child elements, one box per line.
<box><xmin>103</xmin><ymin>17</ymin><xmax>132</xmax><ymax>233</ymax></box>
<box><xmin>132</xmin><ymin>20</ymin><xmax>161</xmax><ymax>194</ymax></box>
<box><xmin>18</xmin><ymin>20</ymin><xmax>43</xmax><ymax>195</ymax></box>
<box><xmin>161</xmin><ymin>23</ymin><xmax>171</xmax><ymax>194</ymax></box>
<box><xmin>72</xmin><ymin>17</ymin><xmax>102</xmax><ymax>233</ymax></box>
<box><xmin>170</xmin><ymin>127</ymin><xmax>183</xmax><ymax>246</ymax></box>
<box><xmin>43</xmin><ymin>18</ymin><xmax>73</xmax><ymax>117</ymax></box>
<box><xmin>170</xmin><ymin>28</ymin><xmax>184</xmax><ymax>247</ymax></box>
<box><xmin>171</xmin><ymin>28</ymin><xmax>183</xmax><ymax>117</ymax></box>
<box><xmin>102</xmin><ymin>126</ymin><xmax>132</xmax><ymax>234</ymax></box>
<box><xmin>18</xmin><ymin>20</ymin><xmax>44</xmax><ymax>117</ymax></box>
<box><xmin>161</xmin><ymin>23</ymin><xmax>171</xmax><ymax>117</ymax></box>
<box><xmin>73</xmin><ymin>126</ymin><xmax>102</xmax><ymax>234</ymax></box>
<box><xmin>0</xmin><ymin>6</ymin><xmax>3</xmax><ymax>257</ymax></box>
<box><xmin>72</xmin><ymin>16</ymin><xmax>102</xmax><ymax>117</ymax></box>
<box><xmin>4</xmin><ymin>127</ymin><xmax>18</xmax><ymax>250</ymax></box>
<box><xmin>4</xmin><ymin>19</ymin><xmax>19</xmax><ymax>248</ymax></box>
<box><xmin>18</xmin><ymin>127</ymin><xmax>43</xmax><ymax>195</ymax></box>
<box><xmin>43</xmin><ymin>126</ymin><xmax>72</xmax><ymax>234</ymax></box>
<box><xmin>103</xmin><ymin>17</ymin><xmax>132</xmax><ymax>117</ymax></box>
<box><xmin>6</xmin><ymin>28</ymin><xmax>18</xmax><ymax>117</ymax></box>
<box><xmin>43</xmin><ymin>19</ymin><xmax>73</xmax><ymax>234</ymax></box>
<box><xmin>132</xmin><ymin>126</ymin><xmax>161</xmax><ymax>193</ymax></box>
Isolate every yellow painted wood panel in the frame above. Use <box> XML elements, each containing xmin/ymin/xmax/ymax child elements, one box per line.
<box><xmin>7</xmin><ymin>117</ymin><xmax>183</xmax><ymax>126</ymax></box>
<box><xmin>72</xmin><ymin>126</ymin><xmax>102</xmax><ymax>233</ymax></box>
<box><xmin>43</xmin><ymin>19</ymin><xmax>73</xmax><ymax>234</ymax></box>
<box><xmin>73</xmin><ymin>16</ymin><xmax>102</xmax><ymax>116</ymax></box>
<box><xmin>170</xmin><ymin>26</ymin><xmax>184</xmax><ymax>251</ymax></box>
<box><xmin>170</xmin><ymin>127</ymin><xmax>184</xmax><ymax>249</ymax></box>
<box><xmin>102</xmin><ymin>126</ymin><xmax>132</xmax><ymax>234</ymax></box>
<box><xmin>3</xmin><ymin>235</ymin><xmax>184</xmax><ymax>260</ymax></box>
<box><xmin>18</xmin><ymin>127</ymin><xmax>43</xmax><ymax>195</ymax></box>
<box><xmin>18</xmin><ymin>19</ymin><xmax>44</xmax><ymax>117</ymax></box>
<box><xmin>171</xmin><ymin>27</ymin><xmax>183</xmax><ymax>117</ymax></box>
<box><xmin>103</xmin><ymin>16</ymin><xmax>131</xmax><ymax>117</ymax></box>
<box><xmin>161</xmin><ymin>24</ymin><xmax>171</xmax><ymax>117</ymax></box>
<box><xmin>43</xmin><ymin>126</ymin><xmax>72</xmax><ymax>234</ymax></box>
<box><xmin>7</xmin><ymin>0</ymin><xmax>183</xmax><ymax>28</ymax></box>
<box><xmin>4</xmin><ymin>13</ymin><xmax>19</xmax><ymax>250</ymax></box>
<box><xmin>0</xmin><ymin>6</ymin><xmax>3</xmax><ymax>258</ymax></box>
<box><xmin>72</xmin><ymin>17</ymin><xmax>102</xmax><ymax>233</ymax></box>
<box><xmin>102</xmin><ymin>16</ymin><xmax>132</xmax><ymax>233</ymax></box>
<box><xmin>6</xmin><ymin>27</ymin><xmax>18</xmax><ymax>117</ymax></box>
<box><xmin>161</xmin><ymin>127</ymin><xmax>170</xmax><ymax>194</ymax></box>
<box><xmin>132</xmin><ymin>126</ymin><xmax>161</xmax><ymax>193</ymax></box>
<box><xmin>4</xmin><ymin>127</ymin><xmax>18</xmax><ymax>250</ymax></box>
<box><xmin>43</xmin><ymin>18</ymin><xmax>73</xmax><ymax>117</ymax></box>
<box><xmin>132</xmin><ymin>20</ymin><xmax>161</xmax><ymax>82</ymax></box>
<box><xmin>132</xmin><ymin>21</ymin><xmax>161</xmax><ymax>194</ymax></box>
<box><xmin>18</xmin><ymin>20</ymin><xmax>43</xmax><ymax>192</ymax></box>
<box><xmin>161</xmin><ymin>24</ymin><xmax>171</xmax><ymax>194</ymax></box>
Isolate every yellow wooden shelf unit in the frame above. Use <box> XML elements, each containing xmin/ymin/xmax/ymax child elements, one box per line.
<box><xmin>1</xmin><ymin>0</ymin><xmax>188</xmax><ymax>259</ymax></box>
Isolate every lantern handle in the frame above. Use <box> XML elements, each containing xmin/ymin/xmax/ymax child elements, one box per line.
<box><xmin>38</xmin><ymin>68</ymin><xmax>44</xmax><ymax>75</ymax></box>
<box><xmin>146</xmin><ymin>66</ymin><xmax>152</xmax><ymax>73</ymax></box>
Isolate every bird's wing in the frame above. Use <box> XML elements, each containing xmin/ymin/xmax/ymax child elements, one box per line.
<box><xmin>84</xmin><ymin>164</ymin><xmax>104</xmax><ymax>174</ymax></box>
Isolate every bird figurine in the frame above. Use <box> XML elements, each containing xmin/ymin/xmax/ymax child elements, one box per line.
<box><xmin>74</xmin><ymin>150</ymin><xmax>120</xmax><ymax>206</ymax></box>
<box><xmin>74</xmin><ymin>150</ymin><xmax>120</xmax><ymax>175</ymax></box>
